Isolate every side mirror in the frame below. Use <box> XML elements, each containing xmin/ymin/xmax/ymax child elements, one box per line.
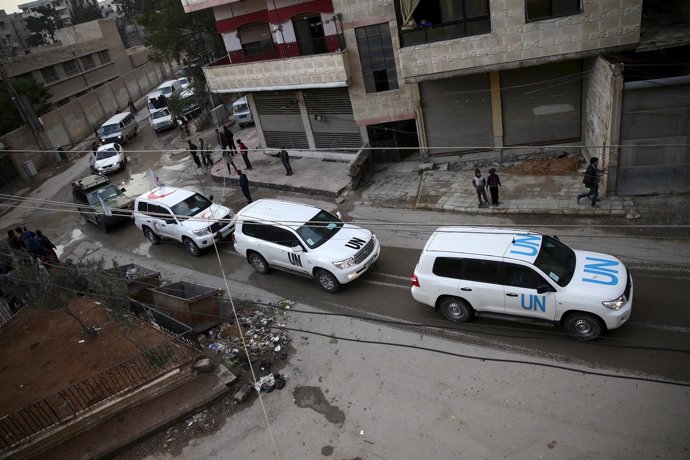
<box><xmin>336</xmin><ymin>211</ymin><xmax>342</xmax><ymax>219</ymax></box>
<box><xmin>552</xmin><ymin>235</ymin><xmax>560</xmax><ymax>241</ymax></box>
<box><xmin>291</xmin><ymin>245</ymin><xmax>303</xmax><ymax>253</ymax></box>
<box><xmin>164</xmin><ymin>218</ymin><xmax>177</xmax><ymax>225</ymax></box>
<box><xmin>120</xmin><ymin>187</ymin><xmax>126</xmax><ymax>192</ymax></box>
<box><xmin>208</xmin><ymin>194</ymin><xmax>214</xmax><ymax>202</ymax></box>
<box><xmin>536</xmin><ymin>284</ymin><xmax>552</xmax><ymax>294</ymax></box>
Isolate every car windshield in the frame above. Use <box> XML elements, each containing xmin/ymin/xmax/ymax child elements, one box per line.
<box><xmin>296</xmin><ymin>210</ymin><xmax>343</xmax><ymax>249</ymax></box>
<box><xmin>96</xmin><ymin>149</ymin><xmax>118</xmax><ymax>160</ymax></box>
<box><xmin>100</xmin><ymin>124</ymin><xmax>118</xmax><ymax>136</ymax></box>
<box><xmin>152</xmin><ymin>109</ymin><xmax>170</xmax><ymax>119</ymax></box>
<box><xmin>170</xmin><ymin>193</ymin><xmax>212</xmax><ymax>219</ymax></box>
<box><xmin>533</xmin><ymin>235</ymin><xmax>576</xmax><ymax>287</ymax></box>
<box><xmin>178</xmin><ymin>78</ymin><xmax>188</xmax><ymax>85</ymax></box>
<box><xmin>233</xmin><ymin>103</ymin><xmax>248</xmax><ymax>113</ymax></box>
<box><xmin>86</xmin><ymin>185</ymin><xmax>121</xmax><ymax>205</ymax></box>
<box><xmin>160</xmin><ymin>86</ymin><xmax>172</xmax><ymax>95</ymax></box>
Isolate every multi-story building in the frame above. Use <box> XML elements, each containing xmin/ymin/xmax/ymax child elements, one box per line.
<box><xmin>6</xmin><ymin>18</ymin><xmax>133</xmax><ymax>107</ymax></box>
<box><xmin>0</xmin><ymin>10</ymin><xmax>31</xmax><ymax>56</ymax></box>
<box><xmin>190</xmin><ymin>0</ymin><xmax>690</xmax><ymax>195</ymax></box>
<box><xmin>18</xmin><ymin>0</ymin><xmax>74</xmax><ymax>29</ymax></box>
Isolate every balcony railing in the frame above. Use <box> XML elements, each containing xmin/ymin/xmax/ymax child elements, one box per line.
<box><xmin>220</xmin><ymin>32</ymin><xmax>345</xmax><ymax>65</ymax></box>
<box><xmin>205</xmin><ymin>33</ymin><xmax>350</xmax><ymax>93</ymax></box>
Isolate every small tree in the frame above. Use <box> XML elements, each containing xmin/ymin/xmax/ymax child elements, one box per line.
<box><xmin>71</xmin><ymin>0</ymin><xmax>103</xmax><ymax>25</ymax></box>
<box><xmin>3</xmin><ymin>251</ymin><xmax>130</xmax><ymax>340</ymax></box>
<box><xmin>24</xmin><ymin>6</ymin><xmax>64</xmax><ymax>44</ymax></box>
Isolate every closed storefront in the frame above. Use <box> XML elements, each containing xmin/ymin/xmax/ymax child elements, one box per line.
<box><xmin>420</xmin><ymin>74</ymin><xmax>493</xmax><ymax>154</ymax></box>
<box><xmin>500</xmin><ymin>60</ymin><xmax>582</xmax><ymax>146</ymax></box>
<box><xmin>618</xmin><ymin>77</ymin><xmax>690</xmax><ymax>195</ymax></box>
<box><xmin>253</xmin><ymin>92</ymin><xmax>309</xmax><ymax>149</ymax></box>
<box><xmin>303</xmin><ymin>88</ymin><xmax>361</xmax><ymax>150</ymax></box>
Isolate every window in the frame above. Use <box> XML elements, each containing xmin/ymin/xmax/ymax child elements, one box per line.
<box><xmin>238</xmin><ymin>23</ymin><xmax>274</xmax><ymax>57</ymax></box>
<box><xmin>97</xmin><ymin>50</ymin><xmax>111</xmax><ymax>64</ymax></box>
<box><xmin>533</xmin><ymin>235</ymin><xmax>576</xmax><ymax>287</ymax></box>
<box><xmin>63</xmin><ymin>60</ymin><xmax>79</xmax><ymax>76</ymax></box>
<box><xmin>400</xmin><ymin>0</ymin><xmax>491</xmax><ymax>46</ymax></box>
<box><xmin>525</xmin><ymin>0</ymin><xmax>581</xmax><ymax>22</ymax></box>
<box><xmin>505</xmin><ymin>264</ymin><xmax>546</xmax><ymax>289</ymax></box>
<box><xmin>433</xmin><ymin>257</ymin><xmax>464</xmax><ymax>279</ymax></box>
<box><xmin>242</xmin><ymin>222</ymin><xmax>300</xmax><ymax>247</ymax></box>
<box><xmin>462</xmin><ymin>259</ymin><xmax>501</xmax><ymax>284</ymax></box>
<box><xmin>40</xmin><ymin>66</ymin><xmax>58</xmax><ymax>82</ymax></box>
<box><xmin>82</xmin><ymin>54</ymin><xmax>95</xmax><ymax>70</ymax></box>
<box><xmin>356</xmin><ymin>24</ymin><xmax>399</xmax><ymax>93</ymax></box>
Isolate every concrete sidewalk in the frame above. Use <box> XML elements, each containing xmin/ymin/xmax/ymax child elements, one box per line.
<box><xmin>210</xmin><ymin>150</ymin><xmax>631</xmax><ymax>217</ymax></box>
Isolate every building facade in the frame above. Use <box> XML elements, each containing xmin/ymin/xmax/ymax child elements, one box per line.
<box><xmin>189</xmin><ymin>0</ymin><xmax>690</xmax><ymax>195</ymax></box>
<box><xmin>0</xmin><ymin>10</ymin><xmax>31</xmax><ymax>56</ymax></box>
<box><xmin>6</xmin><ymin>18</ymin><xmax>134</xmax><ymax>107</ymax></box>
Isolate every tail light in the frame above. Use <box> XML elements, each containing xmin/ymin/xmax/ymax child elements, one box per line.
<box><xmin>231</xmin><ymin>232</ymin><xmax>236</xmax><ymax>243</ymax></box>
<box><xmin>411</xmin><ymin>274</ymin><xmax>420</xmax><ymax>287</ymax></box>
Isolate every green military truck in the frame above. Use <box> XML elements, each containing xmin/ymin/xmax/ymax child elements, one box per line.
<box><xmin>72</xmin><ymin>174</ymin><xmax>134</xmax><ymax>233</ymax></box>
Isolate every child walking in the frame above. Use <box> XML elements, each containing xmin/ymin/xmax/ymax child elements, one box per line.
<box><xmin>487</xmin><ymin>168</ymin><xmax>502</xmax><ymax>206</ymax></box>
<box><xmin>472</xmin><ymin>168</ymin><xmax>490</xmax><ymax>207</ymax></box>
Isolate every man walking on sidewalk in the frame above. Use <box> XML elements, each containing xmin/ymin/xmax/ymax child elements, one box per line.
<box><xmin>187</xmin><ymin>140</ymin><xmax>200</xmax><ymax>168</ymax></box>
<box><xmin>223</xmin><ymin>125</ymin><xmax>237</xmax><ymax>156</ymax></box>
<box><xmin>577</xmin><ymin>157</ymin><xmax>606</xmax><ymax>208</ymax></box>
<box><xmin>472</xmin><ymin>168</ymin><xmax>489</xmax><ymax>207</ymax></box>
<box><xmin>237</xmin><ymin>139</ymin><xmax>252</xmax><ymax>170</ymax></box>
<box><xmin>278</xmin><ymin>147</ymin><xmax>293</xmax><ymax>176</ymax></box>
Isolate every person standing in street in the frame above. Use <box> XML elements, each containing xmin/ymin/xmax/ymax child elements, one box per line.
<box><xmin>487</xmin><ymin>168</ymin><xmax>502</xmax><ymax>207</ymax></box>
<box><xmin>237</xmin><ymin>139</ymin><xmax>252</xmax><ymax>170</ymax></box>
<box><xmin>6</xmin><ymin>229</ymin><xmax>22</xmax><ymax>251</ymax></box>
<box><xmin>216</xmin><ymin>128</ymin><xmax>228</xmax><ymax>153</ymax></box>
<box><xmin>223</xmin><ymin>125</ymin><xmax>237</xmax><ymax>156</ymax></box>
<box><xmin>187</xmin><ymin>140</ymin><xmax>201</xmax><ymax>168</ymax></box>
<box><xmin>472</xmin><ymin>168</ymin><xmax>489</xmax><ymax>207</ymax></box>
<box><xmin>237</xmin><ymin>170</ymin><xmax>253</xmax><ymax>204</ymax></box>
<box><xmin>278</xmin><ymin>147</ymin><xmax>293</xmax><ymax>176</ymax></box>
<box><xmin>577</xmin><ymin>156</ymin><xmax>607</xmax><ymax>208</ymax></box>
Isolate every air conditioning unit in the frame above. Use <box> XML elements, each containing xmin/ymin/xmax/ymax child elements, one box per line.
<box><xmin>22</xmin><ymin>160</ymin><xmax>38</xmax><ymax>177</ymax></box>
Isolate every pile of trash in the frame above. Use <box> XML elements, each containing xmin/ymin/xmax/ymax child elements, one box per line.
<box><xmin>199</xmin><ymin>305</ymin><xmax>291</xmax><ymax>378</ymax></box>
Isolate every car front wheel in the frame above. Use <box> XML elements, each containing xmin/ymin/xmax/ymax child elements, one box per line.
<box><xmin>183</xmin><ymin>238</ymin><xmax>201</xmax><ymax>257</ymax></box>
<box><xmin>143</xmin><ymin>226</ymin><xmax>160</xmax><ymax>244</ymax></box>
<box><xmin>564</xmin><ymin>313</ymin><xmax>603</xmax><ymax>341</ymax></box>
<box><xmin>440</xmin><ymin>297</ymin><xmax>473</xmax><ymax>322</ymax></box>
<box><xmin>315</xmin><ymin>269</ymin><xmax>340</xmax><ymax>293</ymax></box>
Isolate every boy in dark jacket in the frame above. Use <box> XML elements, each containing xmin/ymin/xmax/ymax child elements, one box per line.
<box><xmin>487</xmin><ymin>168</ymin><xmax>502</xmax><ymax>207</ymax></box>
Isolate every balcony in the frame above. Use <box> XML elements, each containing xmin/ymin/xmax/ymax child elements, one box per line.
<box><xmin>204</xmin><ymin>34</ymin><xmax>351</xmax><ymax>93</ymax></box>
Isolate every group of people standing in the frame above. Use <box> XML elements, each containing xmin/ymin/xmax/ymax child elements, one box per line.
<box><xmin>6</xmin><ymin>227</ymin><xmax>59</xmax><ymax>266</ymax></box>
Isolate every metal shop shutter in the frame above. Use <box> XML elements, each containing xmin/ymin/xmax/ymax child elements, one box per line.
<box><xmin>253</xmin><ymin>92</ymin><xmax>309</xmax><ymax>149</ymax></box>
<box><xmin>618</xmin><ymin>78</ymin><xmax>690</xmax><ymax>195</ymax></box>
<box><xmin>420</xmin><ymin>74</ymin><xmax>494</xmax><ymax>154</ymax></box>
<box><xmin>501</xmin><ymin>60</ymin><xmax>582</xmax><ymax>145</ymax></box>
<box><xmin>303</xmin><ymin>88</ymin><xmax>362</xmax><ymax>149</ymax></box>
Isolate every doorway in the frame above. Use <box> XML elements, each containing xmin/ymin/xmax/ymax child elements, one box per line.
<box><xmin>292</xmin><ymin>13</ymin><xmax>326</xmax><ymax>55</ymax></box>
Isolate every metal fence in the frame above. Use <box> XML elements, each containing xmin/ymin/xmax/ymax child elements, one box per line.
<box><xmin>0</xmin><ymin>303</ymin><xmax>201</xmax><ymax>452</ymax></box>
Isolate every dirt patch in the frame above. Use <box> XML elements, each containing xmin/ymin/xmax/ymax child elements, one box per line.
<box><xmin>507</xmin><ymin>156</ymin><xmax>582</xmax><ymax>175</ymax></box>
<box><xmin>0</xmin><ymin>297</ymin><xmax>194</xmax><ymax>418</ymax></box>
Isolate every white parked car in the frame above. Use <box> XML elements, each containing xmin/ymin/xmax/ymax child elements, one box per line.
<box><xmin>91</xmin><ymin>143</ymin><xmax>125</xmax><ymax>175</ymax></box>
<box><xmin>177</xmin><ymin>77</ymin><xmax>190</xmax><ymax>89</ymax></box>
<box><xmin>133</xmin><ymin>186</ymin><xmax>235</xmax><ymax>256</ymax></box>
<box><xmin>149</xmin><ymin>107</ymin><xmax>175</xmax><ymax>133</ymax></box>
<box><xmin>233</xmin><ymin>199</ymin><xmax>380</xmax><ymax>292</ymax></box>
<box><xmin>411</xmin><ymin>227</ymin><xmax>633</xmax><ymax>340</ymax></box>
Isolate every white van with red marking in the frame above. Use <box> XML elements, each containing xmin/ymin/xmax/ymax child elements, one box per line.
<box><xmin>133</xmin><ymin>186</ymin><xmax>234</xmax><ymax>256</ymax></box>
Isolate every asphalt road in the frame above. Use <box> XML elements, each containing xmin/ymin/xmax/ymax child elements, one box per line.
<box><xmin>8</xmin><ymin>124</ymin><xmax>690</xmax><ymax>387</ymax></box>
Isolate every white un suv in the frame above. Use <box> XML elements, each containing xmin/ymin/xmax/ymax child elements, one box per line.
<box><xmin>233</xmin><ymin>199</ymin><xmax>380</xmax><ymax>292</ymax></box>
<box><xmin>133</xmin><ymin>186</ymin><xmax>235</xmax><ymax>256</ymax></box>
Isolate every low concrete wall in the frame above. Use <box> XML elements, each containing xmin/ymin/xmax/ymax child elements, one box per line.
<box><xmin>1</xmin><ymin>60</ymin><xmax>178</xmax><ymax>181</ymax></box>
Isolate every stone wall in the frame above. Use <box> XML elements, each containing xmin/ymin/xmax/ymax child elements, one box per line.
<box><xmin>582</xmin><ymin>56</ymin><xmax>623</xmax><ymax>193</ymax></box>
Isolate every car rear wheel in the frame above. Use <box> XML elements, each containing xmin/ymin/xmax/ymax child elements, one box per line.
<box><xmin>440</xmin><ymin>297</ymin><xmax>473</xmax><ymax>322</ymax></box>
<box><xmin>564</xmin><ymin>313</ymin><xmax>603</xmax><ymax>341</ymax></box>
<box><xmin>183</xmin><ymin>238</ymin><xmax>201</xmax><ymax>257</ymax></box>
<box><xmin>315</xmin><ymin>269</ymin><xmax>340</xmax><ymax>293</ymax></box>
<box><xmin>248</xmin><ymin>252</ymin><xmax>269</xmax><ymax>274</ymax></box>
<box><xmin>143</xmin><ymin>226</ymin><xmax>160</xmax><ymax>244</ymax></box>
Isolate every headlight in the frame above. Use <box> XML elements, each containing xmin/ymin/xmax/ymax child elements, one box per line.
<box><xmin>192</xmin><ymin>228</ymin><xmax>211</xmax><ymax>237</ymax></box>
<box><xmin>333</xmin><ymin>257</ymin><xmax>355</xmax><ymax>270</ymax></box>
<box><xmin>602</xmin><ymin>295</ymin><xmax>627</xmax><ymax>310</ymax></box>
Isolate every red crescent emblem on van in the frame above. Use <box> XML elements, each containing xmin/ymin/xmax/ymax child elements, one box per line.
<box><xmin>147</xmin><ymin>188</ymin><xmax>175</xmax><ymax>200</ymax></box>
